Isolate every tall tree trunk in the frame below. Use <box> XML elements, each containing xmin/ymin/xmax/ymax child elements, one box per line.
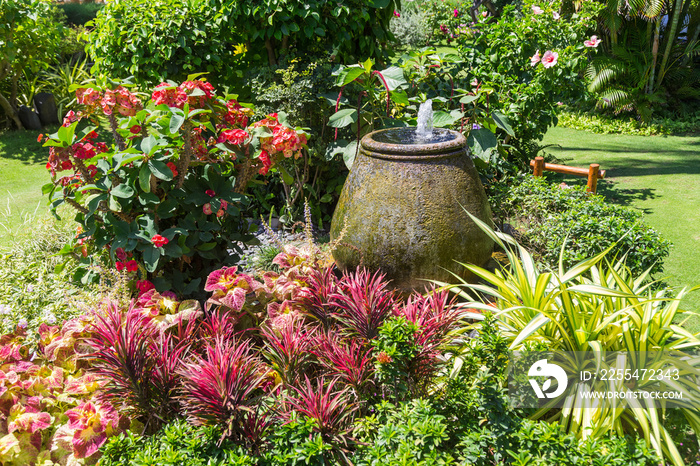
<box><xmin>648</xmin><ymin>18</ymin><xmax>661</xmax><ymax>93</ymax></box>
<box><xmin>0</xmin><ymin>92</ymin><xmax>23</xmax><ymax>129</ymax></box>
<box><xmin>264</xmin><ymin>38</ymin><xmax>277</xmax><ymax>66</ymax></box>
<box><xmin>657</xmin><ymin>0</ymin><xmax>685</xmax><ymax>90</ymax></box>
<box><xmin>0</xmin><ymin>62</ymin><xmax>22</xmax><ymax>129</ymax></box>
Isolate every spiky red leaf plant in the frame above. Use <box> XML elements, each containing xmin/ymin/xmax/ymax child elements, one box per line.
<box><xmin>398</xmin><ymin>287</ymin><xmax>464</xmax><ymax>391</ymax></box>
<box><xmin>292</xmin><ymin>265</ymin><xmax>340</xmax><ymax>329</ymax></box>
<box><xmin>313</xmin><ymin>331</ymin><xmax>375</xmax><ymax>399</ymax></box>
<box><xmin>330</xmin><ymin>268</ymin><xmax>397</xmax><ymax>342</ymax></box>
<box><xmin>85</xmin><ymin>303</ymin><xmax>189</xmax><ymax>433</ymax></box>
<box><xmin>260</xmin><ymin>314</ymin><xmax>317</xmax><ymax>388</ymax></box>
<box><xmin>178</xmin><ymin>336</ymin><xmax>269</xmax><ymax>445</ymax></box>
<box><xmin>197</xmin><ymin>308</ymin><xmax>244</xmax><ymax>342</ymax></box>
<box><xmin>285</xmin><ymin>376</ymin><xmax>358</xmax><ymax>449</ymax></box>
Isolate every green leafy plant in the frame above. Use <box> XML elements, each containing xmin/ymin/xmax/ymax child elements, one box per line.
<box><xmin>86</xmin><ymin>0</ymin><xmax>247</xmax><ymax>88</ymax></box>
<box><xmin>444</xmin><ymin>213</ymin><xmax>700</xmax><ymax>466</ymax></box>
<box><xmin>99</xmin><ymin>419</ymin><xmax>255</xmax><ymax>466</ymax></box>
<box><xmin>328</xmin><ymin>53</ymin><xmax>514</xmax><ymax>170</ymax></box>
<box><xmin>223</xmin><ymin>0</ymin><xmax>399</xmax><ymax>67</ymax></box>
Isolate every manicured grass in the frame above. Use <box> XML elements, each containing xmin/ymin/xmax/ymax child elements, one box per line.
<box><xmin>542</xmin><ymin>126</ymin><xmax>700</xmax><ymax>325</ymax></box>
<box><xmin>0</xmin><ymin>129</ymin><xmax>54</xmax><ymax>248</ymax></box>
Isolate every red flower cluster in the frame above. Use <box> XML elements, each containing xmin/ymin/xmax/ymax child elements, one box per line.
<box><xmin>136</xmin><ymin>279</ymin><xmax>155</xmax><ymax>295</ymax></box>
<box><xmin>251</xmin><ymin>113</ymin><xmax>308</xmax><ymax>174</ymax></box>
<box><xmin>101</xmin><ymin>86</ymin><xmax>141</xmax><ymax>116</ymax></box>
<box><xmin>180</xmin><ymin>80</ymin><xmax>215</xmax><ymax>108</ymax></box>
<box><xmin>75</xmin><ymin>87</ymin><xmax>101</xmax><ymax>110</ymax></box>
<box><xmin>217</xmin><ymin>128</ymin><xmax>249</xmax><ymax>145</ymax></box>
<box><xmin>73</xmin><ymin>141</ymin><xmax>108</xmax><ymax>160</ymax></box>
<box><xmin>62</xmin><ymin>110</ymin><xmax>81</xmax><ymax>127</ymax></box>
<box><xmin>258</xmin><ymin>150</ymin><xmax>272</xmax><ymax>175</ymax></box>
<box><xmin>222</xmin><ymin>99</ymin><xmax>250</xmax><ymax>128</ymax></box>
<box><xmin>166</xmin><ymin>161</ymin><xmax>178</xmax><ymax>177</ymax></box>
<box><xmin>151</xmin><ymin>234</ymin><xmax>169</xmax><ymax>248</ymax></box>
<box><xmin>151</xmin><ymin>80</ymin><xmax>215</xmax><ymax>109</ymax></box>
<box><xmin>115</xmin><ymin>260</ymin><xmax>138</xmax><ymax>273</ymax></box>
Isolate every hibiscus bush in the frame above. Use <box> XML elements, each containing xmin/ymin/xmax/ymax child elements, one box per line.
<box><xmin>41</xmin><ymin>78</ymin><xmax>308</xmax><ymax>297</ymax></box>
<box><xmin>450</xmin><ymin>0</ymin><xmax>603</xmax><ymax>161</ymax></box>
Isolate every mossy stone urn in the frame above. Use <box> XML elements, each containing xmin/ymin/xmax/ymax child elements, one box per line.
<box><xmin>330</xmin><ymin>127</ymin><xmax>494</xmax><ymax>293</ymax></box>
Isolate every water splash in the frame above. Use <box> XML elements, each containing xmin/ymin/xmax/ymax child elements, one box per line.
<box><xmin>415</xmin><ymin>99</ymin><xmax>434</xmax><ymax>142</ymax></box>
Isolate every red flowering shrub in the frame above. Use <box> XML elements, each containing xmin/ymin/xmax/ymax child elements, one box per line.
<box><xmin>41</xmin><ymin>78</ymin><xmax>309</xmax><ymax>298</ymax></box>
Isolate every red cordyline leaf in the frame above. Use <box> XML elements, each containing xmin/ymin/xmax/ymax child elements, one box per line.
<box><xmin>292</xmin><ymin>266</ymin><xmax>339</xmax><ymax>328</ymax></box>
<box><xmin>260</xmin><ymin>315</ymin><xmax>316</xmax><ymax>388</ymax></box>
<box><xmin>178</xmin><ymin>336</ymin><xmax>267</xmax><ymax>444</ymax></box>
<box><xmin>285</xmin><ymin>376</ymin><xmax>358</xmax><ymax>445</ymax></box>
<box><xmin>197</xmin><ymin>308</ymin><xmax>245</xmax><ymax>342</ymax></box>
<box><xmin>331</xmin><ymin>268</ymin><xmax>397</xmax><ymax>342</ymax></box>
<box><xmin>85</xmin><ymin>302</ymin><xmax>186</xmax><ymax>431</ymax></box>
<box><xmin>313</xmin><ymin>331</ymin><xmax>374</xmax><ymax>395</ymax></box>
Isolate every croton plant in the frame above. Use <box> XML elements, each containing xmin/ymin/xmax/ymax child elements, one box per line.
<box><xmin>41</xmin><ymin>77</ymin><xmax>308</xmax><ymax>296</ymax></box>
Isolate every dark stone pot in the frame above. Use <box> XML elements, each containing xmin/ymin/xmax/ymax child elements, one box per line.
<box><xmin>330</xmin><ymin>128</ymin><xmax>494</xmax><ymax>293</ymax></box>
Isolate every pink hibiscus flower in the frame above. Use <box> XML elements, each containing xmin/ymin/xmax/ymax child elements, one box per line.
<box><xmin>530</xmin><ymin>50</ymin><xmax>541</xmax><ymax>67</ymax></box>
<box><xmin>541</xmin><ymin>50</ymin><xmax>559</xmax><ymax>68</ymax></box>
<box><xmin>584</xmin><ymin>35</ymin><xmax>601</xmax><ymax>47</ymax></box>
<box><xmin>532</xmin><ymin>5</ymin><xmax>543</xmax><ymax>14</ymax></box>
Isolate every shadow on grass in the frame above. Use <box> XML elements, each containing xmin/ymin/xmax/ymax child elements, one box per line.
<box><xmin>0</xmin><ymin>128</ymin><xmax>54</xmax><ymax>165</ymax></box>
<box><xmin>550</xmin><ymin>145</ymin><xmax>700</xmax><ymax>177</ymax></box>
<box><xmin>543</xmin><ymin>173</ymin><xmax>658</xmax><ymax>214</ymax></box>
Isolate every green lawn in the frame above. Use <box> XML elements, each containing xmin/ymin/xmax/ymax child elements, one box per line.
<box><xmin>542</xmin><ymin>126</ymin><xmax>700</xmax><ymax>321</ymax></box>
<box><xmin>0</xmin><ymin>129</ymin><xmax>54</xmax><ymax>248</ymax></box>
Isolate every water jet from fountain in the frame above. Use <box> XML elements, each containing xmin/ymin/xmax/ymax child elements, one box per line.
<box><xmin>416</xmin><ymin>99</ymin><xmax>434</xmax><ymax>142</ymax></box>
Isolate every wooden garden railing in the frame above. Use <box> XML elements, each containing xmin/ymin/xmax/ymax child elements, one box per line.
<box><xmin>530</xmin><ymin>156</ymin><xmax>606</xmax><ymax>194</ymax></box>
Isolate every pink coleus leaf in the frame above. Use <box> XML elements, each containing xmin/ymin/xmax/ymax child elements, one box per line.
<box><xmin>8</xmin><ymin>411</ymin><xmax>52</xmax><ymax>434</ymax></box>
<box><xmin>65</xmin><ymin>401</ymin><xmax>119</xmax><ymax>458</ymax></box>
<box><xmin>219</xmin><ymin>287</ymin><xmax>248</xmax><ymax>311</ymax></box>
<box><xmin>205</xmin><ymin>266</ymin><xmax>239</xmax><ymax>292</ymax></box>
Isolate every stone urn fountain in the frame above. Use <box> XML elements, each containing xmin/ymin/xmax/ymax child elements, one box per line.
<box><xmin>330</xmin><ymin>101</ymin><xmax>494</xmax><ymax>293</ymax></box>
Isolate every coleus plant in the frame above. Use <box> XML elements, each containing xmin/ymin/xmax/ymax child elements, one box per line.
<box><xmin>40</xmin><ymin>77</ymin><xmax>309</xmax><ymax>297</ymax></box>
<box><xmin>0</xmin><ymin>320</ymin><xmax>126</xmax><ymax>466</ymax></box>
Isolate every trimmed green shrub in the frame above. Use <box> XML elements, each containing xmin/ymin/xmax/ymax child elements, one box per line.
<box><xmin>558</xmin><ymin>110</ymin><xmax>700</xmax><ymax>136</ymax></box>
<box><xmin>87</xmin><ymin>0</ymin><xmax>399</xmax><ymax>88</ymax></box>
<box><xmin>87</xmin><ymin>0</ymin><xmax>246</xmax><ymax>88</ymax></box>
<box><xmin>489</xmin><ymin>175</ymin><xmax>671</xmax><ymax>275</ymax></box>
